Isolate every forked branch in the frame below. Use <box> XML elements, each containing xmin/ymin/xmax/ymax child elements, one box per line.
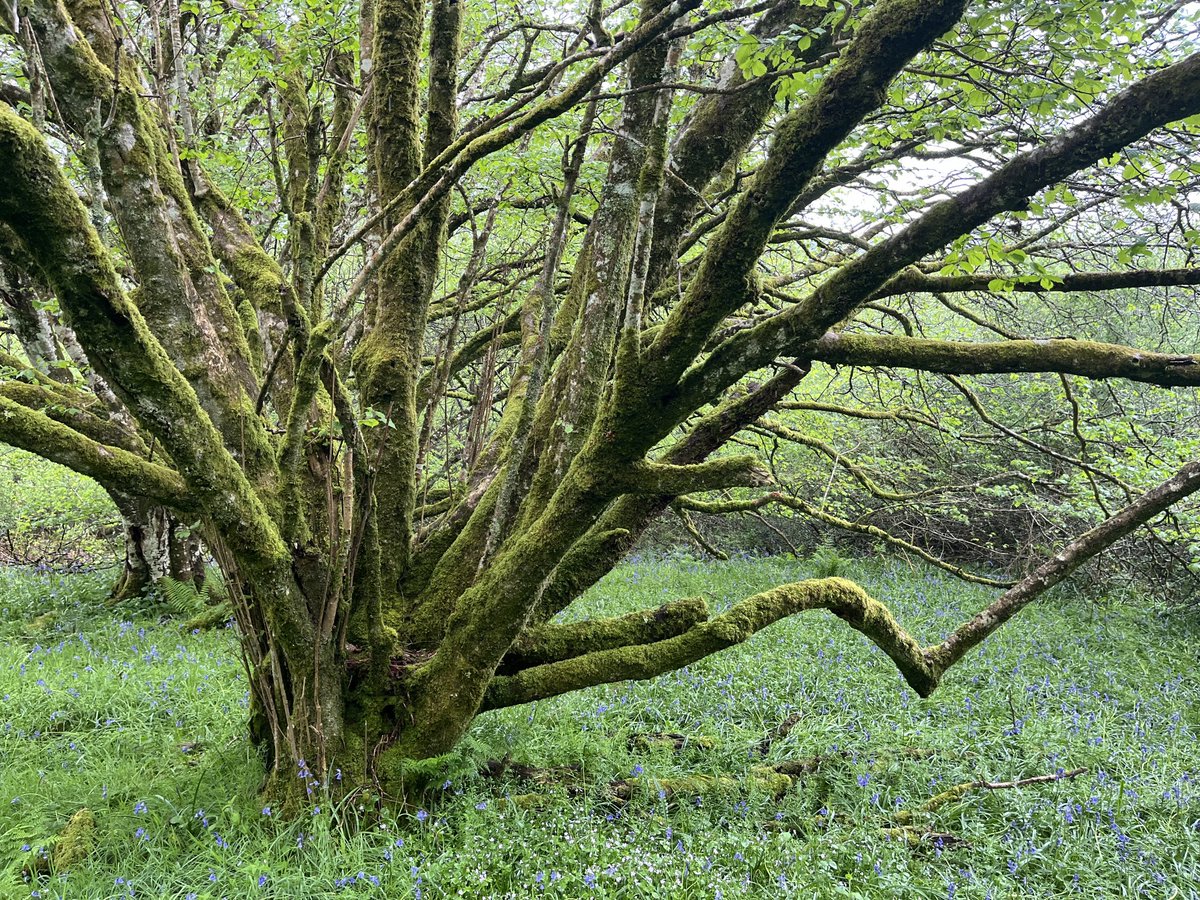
<box><xmin>484</xmin><ymin>460</ymin><xmax>1200</xmax><ymax>710</ymax></box>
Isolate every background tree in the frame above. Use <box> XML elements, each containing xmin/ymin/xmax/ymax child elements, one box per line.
<box><xmin>1</xmin><ymin>0</ymin><xmax>1199</xmax><ymax>800</ymax></box>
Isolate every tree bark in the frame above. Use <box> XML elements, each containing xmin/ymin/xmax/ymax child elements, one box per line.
<box><xmin>108</xmin><ymin>492</ymin><xmax>205</xmax><ymax>600</ymax></box>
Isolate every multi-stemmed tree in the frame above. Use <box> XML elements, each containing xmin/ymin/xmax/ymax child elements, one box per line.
<box><xmin>2</xmin><ymin>0</ymin><xmax>1200</xmax><ymax>798</ymax></box>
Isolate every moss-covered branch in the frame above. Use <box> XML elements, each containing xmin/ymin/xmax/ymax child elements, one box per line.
<box><xmin>673</xmin><ymin>504</ymin><xmax>729</xmax><ymax>560</ymax></box>
<box><xmin>800</xmin><ymin>332</ymin><xmax>1200</xmax><ymax>388</ymax></box>
<box><xmin>0</xmin><ymin>99</ymin><xmax>312</xmax><ymax>648</ymax></box>
<box><xmin>277</xmin><ymin>321</ymin><xmax>334</xmax><ymax>541</ymax></box>
<box><xmin>534</xmin><ymin>361</ymin><xmax>813</xmax><ymax>623</ymax></box>
<box><xmin>682</xmin><ymin>49</ymin><xmax>1200</xmax><ymax>410</ymax></box>
<box><xmin>0</xmin><ymin>381</ymin><xmax>147</xmax><ymax>453</ymax></box>
<box><xmin>890</xmin><ymin>767</ymin><xmax>1087</xmax><ymax>826</ymax></box>
<box><xmin>499</xmin><ymin>597</ymin><xmax>709</xmax><ymax>672</ymax></box>
<box><xmin>618</xmin><ymin>455</ymin><xmax>772</xmax><ymax>496</ymax></box>
<box><xmin>645</xmin><ymin>0</ymin><xmax>968</xmax><ymax>386</ymax></box>
<box><xmin>877</xmin><ymin>266</ymin><xmax>1200</xmax><ymax>298</ymax></box>
<box><xmin>486</xmin><ymin>460</ymin><xmax>1200</xmax><ymax>710</ymax></box>
<box><xmin>26</xmin><ymin>0</ymin><xmax>273</xmax><ymax>483</ymax></box>
<box><xmin>775</xmin><ymin>399</ymin><xmax>935</xmax><ymax>426</ymax></box>
<box><xmin>482</xmin><ymin>577</ymin><xmax>938</xmax><ymax>709</ymax></box>
<box><xmin>0</xmin><ymin>395</ymin><xmax>188</xmax><ymax>506</ymax></box>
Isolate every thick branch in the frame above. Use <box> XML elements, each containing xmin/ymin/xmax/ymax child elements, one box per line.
<box><xmin>0</xmin><ymin>395</ymin><xmax>188</xmax><ymax>506</ymax></box>
<box><xmin>482</xmin><ymin>577</ymin><xmax>935</xmax><ymax>709</ymax></box>
<box><xmin>646</xmin><ymin>0</ymin><xmax>968</xmax><ymax>385</ymax></box>
<box><xmin>0</xmin><ymin>381</ymin><xmax>146</xmax><ymax>452</ymax></box>
<box><xmin>801</xmin><ymin>332</ymin><xmax>1200</xmax><ymax>388</ymax></box>
<box><xmin>878</xmin><ymin>266</ymin><xmax>1200</xmax><ymax>298</ymax></box>
<box><xmin>488</xmin><ymin>460</ymin><xmax>1200</xmax><ymax>710</ymax></box>
<box><xmin>26</xmin><ymin>0</ymin><xmax>271</xmax><ymax>479</ymax></box>
<box><xmin>0</xmin><ymin>100</ymin><xmax>311</xmax><ymax>644</ymax></box>
<box><xmin>499</xmin><ymin>597</ymin><xmax>709</xmax><ymax>673</ymax></box>
<box><xmin>619</xmin><ymin>455</ymin><xmax>772</xmax><ymax>495</ymax></box>
<box><xmin>683</xmin><ymin>49</ymin><xmax>1200</xmax><ymax>415</ymax></box>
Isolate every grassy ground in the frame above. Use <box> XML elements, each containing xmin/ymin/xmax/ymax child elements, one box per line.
<box><xmin>1</xmin><ymin>554</ymin><xmax>1198</xmax><ymax>899</ymax></box>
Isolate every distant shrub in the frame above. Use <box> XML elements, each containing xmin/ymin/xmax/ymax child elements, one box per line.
<box><xmin>0</xmin><ymin>448</ymin><xmax>120</xmax><ymax>570</ymax></box>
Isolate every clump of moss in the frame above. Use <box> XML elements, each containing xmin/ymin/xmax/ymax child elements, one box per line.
<box><xmin>52</xmin><ymin>807</ymin><xmax>97</xmax><ymax>872</ymax></box>
<box><xmin>25</xmin><ymin>612</ymin><xmax>57</xmax><ymax>633</ymax></box>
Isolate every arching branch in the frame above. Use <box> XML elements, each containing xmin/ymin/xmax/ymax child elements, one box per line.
<box><xmin>0</xmin><ymin>395</ymin><xmax>188</xmax><ymax>507</ymax></box>
<box><xmin>485</xmin><ymin>460</ymin><xmax>1200</xmax><ymax>710</ymax></box>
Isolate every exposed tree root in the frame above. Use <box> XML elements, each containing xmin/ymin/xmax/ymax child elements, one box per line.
<box><xmin>755</xmin><ymin>712</ymin><xmax>803</xmax><ymax>757</ymax></box>
<box><xmin>890</xmin><ymin>766</ymin><xmax>1087</xmax><ymax>825</ymax></box>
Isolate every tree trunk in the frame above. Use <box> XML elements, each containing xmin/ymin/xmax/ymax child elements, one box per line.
<box><xmin>109</xmin><ymin>493</ymin><xmax>205</xmax><ymax>601</ymax></box>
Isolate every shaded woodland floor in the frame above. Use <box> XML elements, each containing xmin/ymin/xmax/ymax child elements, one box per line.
<box><xmin>2</xmin><ymin>555</ymin><xmax>1198</xmax><ymax>898</ymax></box>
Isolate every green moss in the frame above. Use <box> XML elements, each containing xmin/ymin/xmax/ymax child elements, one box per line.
<box><xmin>237</xmin><ymin>298</ymin><xmax>264</xmax><ymax>371</ymax></box>
<box><xmin>182</xmin><ymin>603</ymin><xmax>233</xmax><ymax>633</ymax></box>
<box><xmin>394</xmin><ymin>480</ymin><xmax>501</xmax><ymax>645</ymax></box>
<box><xmin>0</xmin><ymin>101</ymin><xmax>315</xmax><ymax>689</ymax></box>
<box><xmin>51</xmin><ymin>808</ymin><xmax>96</xmax><ymax>872</ymax></box>
<box><xmin>628</xmin><ymin>732</ymin><xmax>716</xmax><ymax>753</ymax></box>
<box><xmin>505</xmin><ymin>597</ymin><xmax>708</xmax><ymax>670</ymax></box>
<box><xmin>612</xmin><ymin>770</ymin><xmax>791</xmax><ymax>803</ymax></box>
<box><xmin>0</xmin><ymin>395</ymin><xmax>188</xmax><ymax>506</ymax></box>
<box><xmin>506</xmin><ymin>793</ymin><xmax>552</xmax><ymax>810</ymax></box>
<box><xmin>484</xmin><ymin>576</ymin><xmax>945</xmax><ymax>711</ymax></box>
<box><xmin>25</xmin><ymin>611</ymin><xmax>57</xmax><ymax>633</ymax></box>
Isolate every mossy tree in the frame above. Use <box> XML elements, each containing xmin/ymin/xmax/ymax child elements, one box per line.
<box><xmin>1</xmin><ymin>0</ymin><xmax>1200</xmax><ymax>798</ymax></box>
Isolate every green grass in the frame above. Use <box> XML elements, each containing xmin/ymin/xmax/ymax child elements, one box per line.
<box><xmin>1</xmin><ymin>555</ymin><xmax>1198</xmax><ymax>898</ymax></box>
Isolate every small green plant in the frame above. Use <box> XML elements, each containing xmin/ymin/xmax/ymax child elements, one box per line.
<box><xmin>809</xmin><ymin>542</ymin><xmax>852</xmax><ymax>579</ymax></box>
<box><xmin>157</xmin><ymin>565</ymin><xmax>232</xmax><ymax>630</ymax></box>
